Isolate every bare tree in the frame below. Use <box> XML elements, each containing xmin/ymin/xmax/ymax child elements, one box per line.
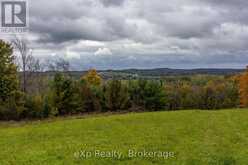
<box><xmin>55</xmin><ymin>58</ymin><xmax>70</xmax><ymax>72</ymax></box>
<box><xmin>27</xmin><ymin>58</ymin><xmax>47</xmax><ymax>95</ymax></box>
<box><xmin>12</xmin><ymin>36</ymin><xmax>33</xmax><ymax>93</ymax></box>
<box><xmin>46</xmin><ymin>57</ymin><xmax>70</xmax><ymax>72</ymax></box>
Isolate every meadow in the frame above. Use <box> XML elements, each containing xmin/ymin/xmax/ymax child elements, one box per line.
<box><xmin>1</xmin><ymin>109</ymin><xmax>248</xmax><ymax>165</ymax></box>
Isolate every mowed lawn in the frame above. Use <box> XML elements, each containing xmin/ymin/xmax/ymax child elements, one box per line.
<box><xmin>1</xmin><ymin>110</ymin><xmax>248</xmax><ymax>165</ymax></box>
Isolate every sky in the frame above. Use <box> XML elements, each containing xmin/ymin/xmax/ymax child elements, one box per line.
<box><xmin>2</xmin><ymin>0</ymin><xmax>248</xmax><ymax>70</ymax></box>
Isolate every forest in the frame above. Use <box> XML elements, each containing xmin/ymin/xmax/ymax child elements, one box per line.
<box><xmin>0</xmin><ymin>39</ymin><xmax>248</xmax><ymax>120</ymax></box>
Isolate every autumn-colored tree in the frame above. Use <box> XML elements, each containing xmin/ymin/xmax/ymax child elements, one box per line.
<box><xmin>78</xmin><ymin>80</ymin><xmax>102</xmax><ymax>112</ymax></box>
<box><xmin>77</xmin><ymin>69</ymin><xmax>103</xmax><ymax>112</ymax></box>
<box><xmin>82</xmin><ymin>69</ymin><xmax>102</xmax><ymax>86</ymax></box>
<box><xmin>238</xmin><ymin>67</ymin><xmax>248</xmax><ymax>107</ymax></box>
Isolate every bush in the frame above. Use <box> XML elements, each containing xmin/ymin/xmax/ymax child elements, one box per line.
<box><xmin>22</xmin><ymin>94</ymin><xmax>53</xmax><ymax>119</ymax></box>
<box><xmin>0</xmin><ymin>91</ymin><xmax>25</xmax><ymax>120</ymax></box>
<box><xmin>23</xmin><ymin>95</ymin><xmax>43</xmax><ymax>118</ymax></box>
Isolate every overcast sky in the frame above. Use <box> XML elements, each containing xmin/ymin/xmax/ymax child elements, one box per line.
<box><xmin>2</xmin><ymin>0</ymin><xmax>248</xmax><ymax>70</ymax></box>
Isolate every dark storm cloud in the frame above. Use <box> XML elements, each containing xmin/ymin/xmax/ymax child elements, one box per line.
<box><xmin>29</xmin><ymin>0</ymin><xmax>248</xmax><ymax>42</ymax></box>
<box><xmin>21</xmin><ymin>0</ymin><xmax>248</xmax><ymax>69</ymax></box>
<box><xmin>100</xmin><ymin>0</ymin><xmax>125</xmax><ymax>7</ymax></box>
<box><xmin>29</xmin><ymin>0</ymin><xmax>137</xmax><ymax>44</ymax></box>
<box><xmin>203</xmin><ymin>0</ymin><xmax>248</xmax><ymax>8</ymax></box>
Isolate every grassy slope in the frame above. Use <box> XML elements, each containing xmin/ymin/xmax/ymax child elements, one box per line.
<box><xmin>1</xmin><ymin>110</ymin><xmax>248</xmax><ymax>165</ymax></box>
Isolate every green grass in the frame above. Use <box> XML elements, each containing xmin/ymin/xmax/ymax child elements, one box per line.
<box><xmin>1</xmin><ymin>109</ymin><xmax>248</xmax><ymax>165</ymax></box>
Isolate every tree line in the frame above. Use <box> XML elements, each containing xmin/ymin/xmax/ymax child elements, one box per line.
<box><xmin>0</xmin><ymin>39</ymin><xmax>247</xmax><ymax>120</ymax></box>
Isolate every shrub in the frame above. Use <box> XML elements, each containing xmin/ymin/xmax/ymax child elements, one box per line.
<box><xmin>0</xmin><ymin>91</ymin><xmax>25</xmax><ymax>120</ymax></box>
<box><xmin>23</xmin><ymin>95</ymin><xmax>43</xmax><ymax>118</ymax></box>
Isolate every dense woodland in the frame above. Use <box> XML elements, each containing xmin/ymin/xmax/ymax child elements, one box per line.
<box><xmin>0</xmin><ymin>39</ymin><xmax>248</xmax><ymax>120</ymax></box>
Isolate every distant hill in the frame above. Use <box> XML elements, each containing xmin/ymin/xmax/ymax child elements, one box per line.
<box><xmin>27</xmin><ymin>68</ymin><xmax>244</xmax><ymax>80</ymax></box>
<box><xmin>112</xmin><ymin>68</ymin><xmax>244</xmax><ymax>77</ymax></box>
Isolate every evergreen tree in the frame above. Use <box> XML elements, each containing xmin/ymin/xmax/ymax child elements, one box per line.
<box><xmin>129</xmin><ymin>80</ymin><xmax>167</xmax><ymax>111</ymax></box>
<box><xmin>51</xmin><ymin>73</ymin><xmax>78</xmax><ymax>115</ymax></box>
<box><xmin>0</xmin><ymin>40</ymin><xmax>24</xmax><ymax>120</ymax></box>
<box><xmin>103</xmin><ymin>80</ymin><xmax>131</xmax><ymax>111</ymax></box>
<box><xmin>0</xmin><ymin>40</ymin><xmax>19</xmax><ymax>102</ymax></box>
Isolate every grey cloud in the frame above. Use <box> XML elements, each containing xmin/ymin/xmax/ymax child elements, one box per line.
<box><xmin>17</xmin><ymin>0</ymin><xmax>248</xmax><ymax>69</ymax></box>
<box><xmin>202</xmin><ymin>0</ymin><xmax>248</xmax><ymax>9</ymax></box>
<box><xmin>100</xmin><ymin>0</ymin><xmax>125</xmax><ymax>7</ymax></box>
<box><xmin>29</xmin><ymin>0</ymin><xmax>137</xmax><ymax>44</ymax></box>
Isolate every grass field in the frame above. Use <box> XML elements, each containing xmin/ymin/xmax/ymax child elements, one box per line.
<box><xmin>1</xmin><ymin>109</ymin><xmax>248</xmax><ymax>165</ymax></box>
